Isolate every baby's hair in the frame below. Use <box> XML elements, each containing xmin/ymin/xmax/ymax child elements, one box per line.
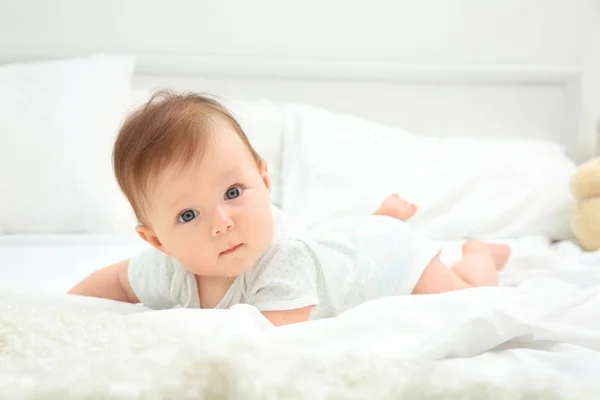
<box><xmin>112</xmin><ymin>90</ymin><xmax>261</xmax><ymax>224</ymax></box>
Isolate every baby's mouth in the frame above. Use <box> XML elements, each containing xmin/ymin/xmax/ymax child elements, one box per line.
<box><xmin>220</xmin><ymin>243</ymin><xmax>243</xmax><ymax>256</ymax></box>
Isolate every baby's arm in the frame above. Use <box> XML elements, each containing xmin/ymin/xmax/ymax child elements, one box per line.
<box><xmin>68</xmin><ymin>259</ymin><xmax>139</xmax><ymax>304</ymax></box>
<box><xmin>248</xmin><ymin>240</ymin><xmax>320</xmax><ymax>326</ymax></box>
<box><xmin>70</xmin><ymin>248</ymin><xmax>195</xmax><ymax>309</ymax></box>
<box><xmin>261</xmin><ymin>307</ymin><xmax>314</xmax><ymax>326</ymax></box>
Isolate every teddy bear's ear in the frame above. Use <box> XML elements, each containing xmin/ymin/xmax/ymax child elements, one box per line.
<box><xmin>571</xmin><ymin>158</ymin><xmax>600</xmax><ymax>201</ymax></box>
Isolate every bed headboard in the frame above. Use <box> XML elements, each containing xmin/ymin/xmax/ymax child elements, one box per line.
<box><xmin>132</xmin><ymin>55</ymin><xmax>591</xmax><ymax>163</ymax></box>
<box><xmin>2</xmin><ymin>1</ymin><xmax>599</xmax><ymax>164</ymax></box>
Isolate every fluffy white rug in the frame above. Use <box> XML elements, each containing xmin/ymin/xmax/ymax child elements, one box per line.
<box><xmin>0</xmin><ymin>300</ymin><xmax>597</xmax><ymax>400</ymax></box>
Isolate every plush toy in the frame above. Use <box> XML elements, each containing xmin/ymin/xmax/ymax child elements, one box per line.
<box><xmin>570</xmin><ymin>157</ymin><xmax>600</xmax><ymax>251</ymax></box>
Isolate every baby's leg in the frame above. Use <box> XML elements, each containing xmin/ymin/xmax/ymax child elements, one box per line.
<box><xmin>450</xmin><ymin>253</ymin><xmax>498</xmax><ymax>286</ymax></box>
<box><xmin>463</xmin><ymin>240</ymin><xmax>511</xmax><ymax>271</ymax></box>
<box><xmin>412</xmin><ymin>255</ymin><xmax>471</xmax><ymax>294</ymax></box>
<box><xmin>412</xmin><ymin>253</ymin><xmax>497</xmax><ymax>295</ymax></box>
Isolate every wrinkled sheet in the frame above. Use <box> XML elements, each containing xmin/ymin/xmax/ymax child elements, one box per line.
<box><xmin>1</xmin><ymin>236</ymin><xmax>600</xmax><ymax>398</ymax></box>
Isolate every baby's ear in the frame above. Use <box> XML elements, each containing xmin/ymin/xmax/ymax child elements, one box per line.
<box><xmin>259</xmin><ymin>159</ymin><xmax>271</xmax><ymax>191</ymax></box>
<box><xmin>136</xmin><ymin>224</ymin><xmax>170</xmax><ymax>255</ymax></box>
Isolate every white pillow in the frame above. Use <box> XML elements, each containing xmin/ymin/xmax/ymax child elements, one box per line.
<box><xmin>0</xmin><ymin>55</ymin><xmax>135</xmax><ymax>234</ymax></box>
<box><xmin>280</xmin><ymin>104</ymin><xmax>577</xmax><ymax>240</ymax></box>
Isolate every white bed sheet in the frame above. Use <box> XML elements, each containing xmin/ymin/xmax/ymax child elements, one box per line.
<box><xmin>0</xmin><ymin>234</ymin><xmax>147</xmax><ymax>295</ymax></box>
<box><xmin>2</xmin><ymin>234</ymin><xmax>600</xmax><ymax>398</ymax></box>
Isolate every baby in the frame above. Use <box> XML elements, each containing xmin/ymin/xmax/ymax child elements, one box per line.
<box><xmin>69</xmin><ymin>91</ymin><xmax>510</xmax><ymax>326</ymax></box>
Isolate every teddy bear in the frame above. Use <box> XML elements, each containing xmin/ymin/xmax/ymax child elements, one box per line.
<box><xmin>570</xmin><ymin>157</ymin><xmax>600</xmax><ymax>251</ymax></box>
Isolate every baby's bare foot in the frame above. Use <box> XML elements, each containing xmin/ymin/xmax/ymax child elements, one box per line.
<box><xmin>374</xmin><ymin>194</ymin><xmax>418</xmax><ymax>221</ymax></box>
<box><xmin>462</xmin><ymin>240</ymin><xmax>511</xmax><ymax>271</ymax></box>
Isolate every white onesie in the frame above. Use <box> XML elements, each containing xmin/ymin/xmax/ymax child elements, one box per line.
<box><xmin>128</xmin><ymin>207</ymin><xmax>441</xmax><ymax>320</ymax></box>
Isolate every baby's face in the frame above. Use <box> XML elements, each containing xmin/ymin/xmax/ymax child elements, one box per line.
<box><xmin>140</xmin><ymin>121</ymin><xmax>274</xmax><ymax>277</ymax></box>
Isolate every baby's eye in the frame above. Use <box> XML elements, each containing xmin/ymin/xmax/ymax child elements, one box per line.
<box><xmin>225</xmin><ymin>185</ymin><xmax>244</xmax><ymax>200</ymax></box>
<box><xmin>178</xmin><ymin>209</ymin><xmax>199</xmax><ymax>223</ymax></box>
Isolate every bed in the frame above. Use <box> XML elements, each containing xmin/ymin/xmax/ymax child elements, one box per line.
<box><xmin>2</xmin><ymin>234</ymin><xmax>600</xmax><ymax>399</ymax></box>
<box><xmin>1</xmin><ymin>48</ymin><xmax>600</xmax><ymax>398</ymax></box>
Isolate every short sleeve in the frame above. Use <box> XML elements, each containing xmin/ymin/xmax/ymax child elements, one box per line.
<box><xmin>247</xmin><ymin>240</ymin><xmax>320</xmax><ymax>311</ymax></box>
<box><xmin>128</xmin><ymin>247</ymin><xmax>199</xmax><ymax>309</ymax></box>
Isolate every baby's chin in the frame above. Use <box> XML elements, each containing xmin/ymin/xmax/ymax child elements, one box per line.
<box><xmin>217</xmin><ymin>248</ymin><xmax>266</xmax><ymax>276</ymax></box>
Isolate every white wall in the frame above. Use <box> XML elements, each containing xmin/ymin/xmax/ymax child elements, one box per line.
<box><xmin>0</xmin><ymin>0</ymin><xmax>597</xmax><ymax>63</ymax></box>
<box><xmin>1</xmin><ymin>0</ymin><xmax>599</xmax><ymax>158</ymax></box>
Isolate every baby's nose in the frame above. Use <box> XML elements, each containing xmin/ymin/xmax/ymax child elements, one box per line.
<box><xmin>212</xmin><ymin>208</ymin><xmax>234</xmax><ymax>236</ymax></box>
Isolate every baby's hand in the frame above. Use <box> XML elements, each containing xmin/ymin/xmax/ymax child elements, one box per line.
<box><xmin>374</xmin><ymin>194</ymin><xmax>418</xmax><ymax>221</ymax></box>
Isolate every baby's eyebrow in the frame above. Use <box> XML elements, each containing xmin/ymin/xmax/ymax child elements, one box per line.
<box><xmin>168</xmin><ymin>198</ymin><xmax>186</xmax><ymax>211</ymax></box>
<box><xmin>215</xmin><ymin>166</ymin><xmax>240</xmax><ymax>181</ymax></box>
<box><xmin>164</xmin><ymin>191</ymin><xmax>198</xmax><ymax>211</ymax></box>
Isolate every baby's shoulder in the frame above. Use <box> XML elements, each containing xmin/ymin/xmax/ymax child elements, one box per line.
<box><xmin>241</xmin><ymin>236</ymin><xmax>321</xmax><ymax>307</ymax></box>
<box><xmin>242</xmin><ymin>237</ymin><xmax>317</xmax><ymax>286</ymax></box>
<box><xmin>257</xmin><ymin>237</ymin><xmax>316</xmax><ymax>270</ymax></box>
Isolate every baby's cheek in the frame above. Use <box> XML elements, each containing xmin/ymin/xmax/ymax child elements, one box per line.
<box><xmin>257</xmin><ymin>218</ymin><xmax>275</xmax><ymax>251</ymax></box>
<box><xmin>171</xmin><ymin>239</ymin><xmax>208</xmax><ymax>269</ymax></box>
<box><xmin>182</xmin><ymin>254</ymin><xmax>214</xmax><ymax>275</ymax></box>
